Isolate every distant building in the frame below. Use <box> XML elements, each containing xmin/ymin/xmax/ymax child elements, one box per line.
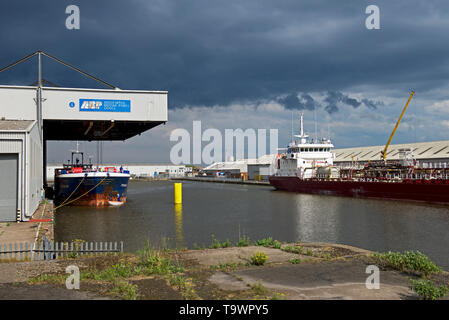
<box><xmin>333</xmin><ymin>140</ymin><xmax>449</xmax><ymax>168</ymax></box>
<box><xmin>202</xmin><ymin>154</ymin><xmax>276</xmax><ymax>180</ymax></box>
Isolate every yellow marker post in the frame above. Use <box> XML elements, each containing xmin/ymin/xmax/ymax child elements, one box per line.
<box><xmin>174</xmin><ymin>183</ymin><xmax>182</xmax><ymax>204</ymax></box>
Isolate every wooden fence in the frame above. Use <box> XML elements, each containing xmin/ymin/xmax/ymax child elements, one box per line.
<box><xmin>0</xmin><ymin>236</ymin><xmax>123</xmax><ymax>261</ymax></box>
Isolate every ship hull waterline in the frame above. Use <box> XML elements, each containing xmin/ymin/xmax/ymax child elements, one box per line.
<box><xmin>269</xmin><ymin>176</ymin><xmax>449</xmax><ymax>205</ymax></box>
<box><xmin>54</xmin><ymin>172</ymin><xmax>130</xmax><ymax>207</ymax></box>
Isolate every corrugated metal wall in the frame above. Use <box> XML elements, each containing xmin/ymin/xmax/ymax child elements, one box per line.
<box><xmin>0</xmin><ymin>122</ymin><xmax>43</xmax><ymax>221</ymax></box>
<box><xmin>0</xmin><ymin>133</ymin><xmax>24</xmax><ymax>222</ymax></box>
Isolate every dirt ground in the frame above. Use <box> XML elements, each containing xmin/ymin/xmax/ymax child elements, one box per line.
<box><xmin>0</xmin><ymin>242</ymin><xmax>447</xmax><ymax>300</ymax></box>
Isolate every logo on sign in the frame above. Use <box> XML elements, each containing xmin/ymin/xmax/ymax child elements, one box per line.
<box><xmin>69</xmin><ymin>102</ymin><xmax>75</xmax><ymax>108</ymax></box>
<box><xmin>79</xmin><ymin>99</ymin><xmax>131</xmax><ymax>112</ymax></box>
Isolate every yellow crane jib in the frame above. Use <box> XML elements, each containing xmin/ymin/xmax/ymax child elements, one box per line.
<box><xmin>381</xmin><ymin>91</ymin><xmax>415</xmax><ymax>161</ymax></box>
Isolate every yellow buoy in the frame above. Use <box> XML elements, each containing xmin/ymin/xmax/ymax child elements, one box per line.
<box><xmin>174</xmin><ymin>183</ymin><xmax>182</xmax><ymax>204</ymax></box>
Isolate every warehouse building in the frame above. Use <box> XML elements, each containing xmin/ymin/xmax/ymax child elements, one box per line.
<box><xmin>333</xmin><ymin>140</ymin><xmax>449</xmax><ymax>168</ymax></box>
<box><xmin>0</xmin><ymin>120</ymin><xmax>42</xmax><ymax>222</ymax></box>
<box><xmin>202</xmin><ymin>154</ymin><xmax>276</xmax><ymax>179</ymax></box>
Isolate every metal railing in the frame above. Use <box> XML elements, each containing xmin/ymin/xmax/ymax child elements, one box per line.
<box><xmin>0</xmin><ymin>236</ymin><xmax>123</xmax><ymax>262</ymax></box>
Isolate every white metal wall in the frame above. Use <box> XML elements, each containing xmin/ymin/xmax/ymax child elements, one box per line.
<box><xmin>0</xmin><ymin>86</ymin><xmax>168</xmax><ymax>122</ymax></box>
<box><xmin>26</xmin><ymin>122</ymin><xmax>42</xmax><ymax>220</ymax></box>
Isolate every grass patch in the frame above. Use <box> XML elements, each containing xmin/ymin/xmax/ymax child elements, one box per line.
<box><xmin>112</xmin><ymin>280</ymin><xmax>138</xmax><ymax>300</ymax></box>
<box><xmin>410</xmin><ymin>279</ymin><xmax>449</xmax><ymax>300</ymax></box>
<box><xmin>210</xmin><ymin>262</ymin><xmax>244</xmax><ymax>271</ymax></box>
<box><xmin>237</xmin><ymin>235</ymin><xmax>251</xmax><ymax>247</ymax></box>
<box><xmin>28</xmin><ymin>273</ymin><xmax>66</xmax><ymax>285</ymax></box>
<box><xmin>209</xmin><ymin>235</ymin><xmax>232</xmax><ymax>249</ymax></box>
<box><xmin>168</xmin><ymin>275</ymin><xmax>199</xmax><ymax>300</ymax></box>
<box><xmin>373</xmin><ymin>251</ymin><xmax>441</xmax><ymax>276</ymax></box>
<box><xmin>289</xmin><ymin>258</ymin><xmax>301</xmax><ymax>264</ymax></box>
<box><xmin>282</xmin><ymin>245</ymin><xmax>303</xmax><ymax>254</ymax></box>
<box><xmin>251</xmin><ymin>280</ymin><xmax>269</xmax><ymax>295</ymax></box>
<box><xmin>253</xmin><ymin>237</ymin><xmax>283</xmax><ymax>249</ymax></box>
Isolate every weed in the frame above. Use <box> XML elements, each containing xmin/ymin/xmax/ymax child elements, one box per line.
<box><xmin>373</xmin><ymin>251</ymin><xmax>441</xmax><ymax>276</ymax></box>
<box><xmin>168</xmin><ymin>275</ymin><xmax>199</xmax><ymax>300</ymax></box>
<box><xmin>282</xmin><ymin>245</ymin><xmax>303</xmax><ymax>254</ymax></box>
<box><xmin>410</xmin><ymin>279</ymin><xmax>449</xmax><ymax>300</ymax></box>
<box><xmin>237</xmin><ymin>235</ymin><xmax>251</xmax><ymax>247</ymax></box>
<box><xmin>251</xmin><ymin>280</ymin><xmax>268</xmax><ymax>295</ymax></box>
<box><xmin>305</xmin><ymin>249</ymin><xmax>313</xmax><ymax>256</ymax></box>
<box><xmin>209</xmin><ymin>235</ymin><xmax>232</xmax><ymax>249</ymax></box>
<box><xmin>254</xmin><ymin>237</ymin><xmax>274</xmax><ymax>247</ymax></box>
<box><xmin>136</xmin><ymin>246</ymin><xmax>184</xmax><ymax>275</ymax></box>
<box><xmin>289</xmin><ymin>258</ymin><xmax>301</xmax><ymax>264</ymax></box>
<box><xmin>210</xmin><ymin>262</ymin><xmax>243</xmax><ymax>271</ymax></box>
<box><xmin>250</xmin><ymin>251</ymin><xmax>268</xmax><ymax>266</ymax></box>
<box><xmin>271</xmin><ymin>291</ymin><xmax>286</xmax><ymax>300</ymax></box>
<box><xmin>113</xmin><ymin>280</ymin><xmax>138</xmax><ymax>300</ymax></box>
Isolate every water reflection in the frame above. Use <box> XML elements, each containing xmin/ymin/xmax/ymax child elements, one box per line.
<box><xmin>174</xmin><ymin>203</ymin><xmax>184</xmax><ymax>248</ymax></box>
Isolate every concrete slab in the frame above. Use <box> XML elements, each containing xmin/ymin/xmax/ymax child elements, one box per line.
<box><xmin>230</xmin><ymin>260</ymin><xmax>417</xmax><ymax>300</ymax></box>
<box><xmin>179</xmin><ymin>246</ymin><xmax>306</xmax><ymax>266</ymax></box>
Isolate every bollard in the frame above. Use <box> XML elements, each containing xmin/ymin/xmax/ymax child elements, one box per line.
<box><xmin>174</xmin><ymin>183</ymin><xmax>182</xmax><ymax>204</ymax></box>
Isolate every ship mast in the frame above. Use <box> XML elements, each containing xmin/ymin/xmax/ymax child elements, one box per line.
<box><xmin>298</xmin><ymin>112</ymin><xmax>309</xmax><ymax>144</ymax></box>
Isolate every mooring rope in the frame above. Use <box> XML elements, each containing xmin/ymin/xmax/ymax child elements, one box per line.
<box><xmin>57</xmin><ymin>176</ymin><xmax>86</xmax><ymax>207</ymax></box>
<box><xmin>54</xmin><ymin>176</ymin><xmax>108</xmax><ymax>210</ymax></box>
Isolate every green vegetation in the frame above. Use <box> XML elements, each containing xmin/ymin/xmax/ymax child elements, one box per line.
<box><xmin>282</xmin><ymin>245</ymin><xmax>303</xmax><ymax>254</ymax></box>
<box><xmin>271</xmin><ymin>291</ymin><xmax>286</xmax><ymax>300</ymax></box>
<box><xmin>410</xmin><ymin>279</ymin><xmax>449</xmax><ymax>300</ymax></box>
<box><xmin>113</xmin><ymin>280</ymin><xmax>138</xmax><ymax>300</ymax></box>
<box><xmin>252</xmin><ymin>237</ymin><xmax>282</xmax><ymax>249</ymax></box>
<box><xmin>289</xmin><ymin>258</ymin><xmax>301</xmax><ymax>264</ymax></box>
<box><xmin>136</xmin><ymin>246</ymin><xmax>184</xmax><ymax>274</ymax></box>
<box><xmin>305</xmin><ymin>249</ymin><xmax>313</xmax><ymax>256</ymax></box>
<box><xmin>210</xmin><ymin>262</ymin><xmax>244</xmax><ymax>271</ymax></box>
<box><xmin>251</xmin><ymin>280</ymin><xmax>268</xmax><ymax>295</ymax></box>
<box><xmin>209</xmin><ymin>235</ymin><xmax>232</xmax><ymax>249</ymax></box>
<box><xmin>250</xmin><ymin>251</ymin><xmax>268</xmax><ymax>266</ymax></box>
<box><xmin>168</xmin><ymin>275</ymin><xmax>199</xmax><ymax>299</ymax></box>
<box><xmin>373</xmin><ymin>251</ymin><xmax>441</xmax><ymax>276</ymax></box>
<box><xmin>237</xmin><ymin>235</ymin><xmax>251</xmax><ymax>247</ymax></box>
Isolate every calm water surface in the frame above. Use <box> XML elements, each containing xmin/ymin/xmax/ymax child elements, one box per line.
<box><xmin>55</xmin><ymin>180</ymin><xmax>449</xmax><ymax>269</ymax></box>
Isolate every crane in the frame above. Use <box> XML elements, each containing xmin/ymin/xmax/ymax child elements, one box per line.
<box><xmin>380</xmin><ymin>91</ymin><xmax>415</xmax><ymax>161</ymax></box>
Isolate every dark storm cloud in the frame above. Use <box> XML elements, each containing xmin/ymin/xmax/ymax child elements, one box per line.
<box><xmin>278</xmin><ymin>91</ymin><xmax>383</xmax><ymax>114</ymax></box>
<box><xmin>278</xmin><ymin>93</ymin><xmax>317</xmax><ymax>110</ymax></box>
<box><xmin>1</xmin><ymin>0</ymin><xmax>449</xmax><ymax>108</ymax></box>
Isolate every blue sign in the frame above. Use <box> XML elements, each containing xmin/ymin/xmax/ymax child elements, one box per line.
<box><xmin>69</xmin><ymin>101</ymin><xmax>75</xmax><ymax>108</ymax></box>
<box><xmin>79</xmin><ymin>99</ymin><xmax>131</xmax><ymax>112</ymax></box>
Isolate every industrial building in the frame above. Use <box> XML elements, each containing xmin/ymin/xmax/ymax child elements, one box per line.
<box><xmin>0</xmin><ymin>51</ymin><xmax>167</xmax><ymax>221</ymax></box>
<box><xmin>202</xmin><ymin>154</ymin><xmax>276</xmax><ymax>180</ymax></box>
<box><xmin>333</xmin><ymin>140</ymin><xmax>449</xmax><ymax>168</ymax></box>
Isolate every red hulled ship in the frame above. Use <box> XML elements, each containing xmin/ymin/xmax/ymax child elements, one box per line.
<box><xmin>269</xmin><ymin>112</ymin><xmax>449</xmax><ymax>205</ymax></box>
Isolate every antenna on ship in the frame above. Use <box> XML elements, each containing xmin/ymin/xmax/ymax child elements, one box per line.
<box><xmin>298</xmin><ymin>112</ymin><xmax>309</xmax><ymax>144</ymax></box>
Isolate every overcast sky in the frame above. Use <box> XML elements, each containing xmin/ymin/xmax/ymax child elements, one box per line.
<box><xmin>1</xmin><ymin>1</ymin><xmax>449</xmax><ymax>164</ymax></box>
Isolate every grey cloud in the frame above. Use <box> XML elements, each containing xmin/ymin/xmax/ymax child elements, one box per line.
<box><xmin>278</xmin><ymin>93</ymin><xmax>318</xmax><ymax>110</ymax></box>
